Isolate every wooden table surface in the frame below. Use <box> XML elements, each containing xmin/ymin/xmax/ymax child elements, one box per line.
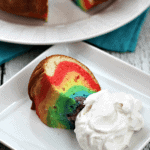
<box><xmin>0</xmin><ymin>10</ymin><xmax>150</xmax><ymax>150</ymax></box>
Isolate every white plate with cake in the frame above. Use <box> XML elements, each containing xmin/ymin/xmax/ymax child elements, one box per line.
<box><xmin>0</xmin><ymin>42</ymin><xmax>150</xmax><ymax>150</ymax></box>
<box><xmin>0</xmin><ymin>0</ymin><xmax>149</xmax><ymax>44</ymax></box>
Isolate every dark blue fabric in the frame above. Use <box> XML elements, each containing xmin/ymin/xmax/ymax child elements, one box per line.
<box><xmin>86</xmin><ymin>8</ymin><xmax>149</xmax><ymax>52</ymax></box>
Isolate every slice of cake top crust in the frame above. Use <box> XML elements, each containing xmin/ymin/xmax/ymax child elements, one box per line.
<box><xmin>28</xmin><ymin>55</ymin><xmax>101</xmax><ymax>129</ymax></box>
<box><xmin>0</xmin><ymin>0</ymin><xmax>48</xmax><ymax>20</ymax></box>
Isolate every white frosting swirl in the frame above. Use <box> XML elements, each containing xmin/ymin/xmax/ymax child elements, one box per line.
<box><xmin>74</xmin><ymin>90</ymin><xmax>144</xmax><ymax>150</ymax></box>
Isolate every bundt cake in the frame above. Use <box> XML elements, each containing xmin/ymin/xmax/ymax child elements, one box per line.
<box><xmin>28</xmin><ymin>54</ymin><xmax>101</xmax><ymax>129</ymax></box>
<box><xmin>0</xmin><ymin>0</ymin><xmax>109</xmax><ymax>20</ymax></box>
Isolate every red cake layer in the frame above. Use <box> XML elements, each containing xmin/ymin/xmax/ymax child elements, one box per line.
<box><xmin>46</xmin><ymin>61</ymin><xmax>100</xmax><ymax>90</ymax></box>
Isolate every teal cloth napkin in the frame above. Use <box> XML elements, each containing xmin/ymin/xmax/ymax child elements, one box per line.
<box><xmin>0</xmin><ymin>8</ymin><xmax>149</xmax><ymax>66</ymax></box>
<box><xmin>0</xmin><ymin>43</ymin><xmax>33</xmax><ymax>66</ymax></box>
<box><xmin>86</xmin><ymin>8</ymin><xmax>149</xmax><ymax>52</ymax></box>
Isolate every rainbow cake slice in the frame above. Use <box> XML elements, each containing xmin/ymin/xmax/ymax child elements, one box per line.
<box><xmin>72</xmin><ymin>0</ymin><xmax>108</xmax><ymax>11</ymax></box>
<box><xmin>28</xmin><ymin>55</ymin><xmax>101</xmax><ymax>129</ymax></box>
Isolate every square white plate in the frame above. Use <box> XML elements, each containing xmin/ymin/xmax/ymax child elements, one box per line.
<box><xmin>0</xmin><ymin>42</ymin><xmax>150</xmax><ymax>150</ymax></box>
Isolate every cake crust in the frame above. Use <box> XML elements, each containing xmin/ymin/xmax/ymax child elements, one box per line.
<box><xmin>0</xmin><ymin>0</ymin><xmax>48</xmax><ymax>20</ymax></box>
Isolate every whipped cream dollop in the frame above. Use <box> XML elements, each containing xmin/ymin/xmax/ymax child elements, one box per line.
<box><xmin>74</xmin><ymin>90</ymin><xmax>144</xmax><ymax>150</ymax></box>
